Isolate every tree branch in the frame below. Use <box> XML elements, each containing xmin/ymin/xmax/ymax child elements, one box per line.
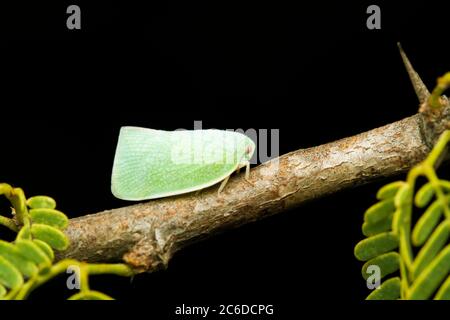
<box><xmin>57</xmin><ymin>47</ymin><xmax>450</xmax><ymax>273</ymax></box>
<box><xmin>57</xmin><ymin>111</ymin><xmax>448</xmax><ymax>272</ymax></box>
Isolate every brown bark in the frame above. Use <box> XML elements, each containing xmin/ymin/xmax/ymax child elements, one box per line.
<box><xmin>57</xmin><ymin>110</ymin><xmax>449</xmax><ymax>273</ymax></box>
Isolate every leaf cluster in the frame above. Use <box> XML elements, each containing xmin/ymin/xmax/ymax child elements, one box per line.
<box><xmin>355</xmin><ymin>131</ymin><xmax>450</xmax><ymax>299</ymax></box>
<box><xmin>0</xmin><ymin>183</ymin><xmax>133</xmax><ymax>300</ymax></box>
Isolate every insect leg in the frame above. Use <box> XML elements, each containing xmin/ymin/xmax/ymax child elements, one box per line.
<box><xmin>242</xmin><ymin>161</ymin><xmax>254</xmax><ymax>187</ymax></box>
<box><xmin>218</xmin><ymin>175</ymin><xmax>230</xmax><ymax>195</ymax></box>
<box><xmin>245</xmin><ymin>161</ymin><xmax>250</xmax><ymax>180</ymax></box>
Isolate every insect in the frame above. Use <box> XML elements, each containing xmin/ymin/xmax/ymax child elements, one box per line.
<box><xmin>111</xmin><ymin>127</ymin><xmax>256</xmax><ymax>200</ymax></box>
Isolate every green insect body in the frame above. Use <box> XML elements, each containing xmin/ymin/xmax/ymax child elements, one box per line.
<box><xmin>111</xmin><ymin>127</ymin><xmax>256</xmax><ymax>201</ymax></box>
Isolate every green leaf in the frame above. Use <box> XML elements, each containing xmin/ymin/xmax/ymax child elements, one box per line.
<box><xmin>68</xmin><ymin>290</ymin><xmax>114</xmax><ymax>300</ymax></box>
<box><xmin>415</xmin><ymin>183</ymin><xmax>435</xmax><ymax>208</ymax></box>
<box><xmin>30</xmin><ymin>224</ymin><xmax>69</xmax><ymax>251</ymax></box>
<box><xmin>26</xmin><ymin>196</ymin><xmax>56</xmax><ymax>209</ymax></box>
<box><xmin>30</xmin><ymin>208</ymin><xmax>68</xmax><ymax>230</ymax></box>
<box><xmin>16</xmin><ymin>225</ymin><xmax>31</xmax><ymax>241</ymax></box>
<box><xmin>408</xmin><ymin>245</ymin><xmax>450</xmax><ymax>300</ymax></box>
<box><xmin>0</xmin><ymin>256</ymin><xmax>23</xmax><ymax>289</ymax></box>
<box><xmin>435</xmin><ymin>275</ymin><xmax>450</xmax><ymax>300</ymax></box>
<box><xmin>366</xmin><ymin>277</ymin><xmax>401</xmax><ymax>300</ymax></box>
<box><xmin>364</xmin><ymin>199</ymin><xmax>395</xmax><ymax>224</ymax></box>
<box><xmin>33</xmin><ymin>239</ymin><xmax>55</xmax><ymax>262</ymax></box>
<box><xmin>354</xmin><ymin>232</ymin><xmax>398</xmax><ymax>261</ymax></box>
<box><xmin>0</xmin><ymin>240</ymin><xmax>38</xmax><ymax>278</ymax></box>
<box><xmin>362</xmin><ymin>215</ymin><xmax>393</xmax><ymax>237</ymax></box>
<box><xmin>376</xmin><ymin>181</ymin><xmax>405</xmax><ymax>200</ymax></box>
<box><xmin>412</xmin><ymin>220</ymin><xmax>450</xmax><ymax>280</ymax></box>
<box><xmin>15</xmin><ymin>239</ymin><xmax>51</xmax><ymax>268</ymax></box>
<box><xmin>362</xmin><ymin>252</ymin><xmax>400</xmax><ymax>280</ymax></box>
<box><xmin>412</xmin><ymin>199</ymin><xmax>444</xmax><ymax>246</ymax></box>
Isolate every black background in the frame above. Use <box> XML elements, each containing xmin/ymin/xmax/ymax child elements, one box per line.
<box><xmin>1</xmin><ymin>0</ymin><xmax>450</xmax><ymax>317</ymax></box>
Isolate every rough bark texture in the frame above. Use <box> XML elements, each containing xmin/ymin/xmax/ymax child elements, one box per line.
<box><xmin>57</xmin><ymin>112</ymin><xmax>446</xmax><ymax>273</ymax></box>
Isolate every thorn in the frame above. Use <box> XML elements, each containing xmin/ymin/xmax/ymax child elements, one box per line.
<box><xmin>397</xmin><ymin>42</ymin><xmax>430</xmax><ymax>104</ymax></box>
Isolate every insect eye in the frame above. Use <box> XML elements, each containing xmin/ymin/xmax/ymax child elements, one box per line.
<box><xmin>246</xmin><ymin>145</ymin><xmax>252</xmax><ymax>154</ymax></box>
